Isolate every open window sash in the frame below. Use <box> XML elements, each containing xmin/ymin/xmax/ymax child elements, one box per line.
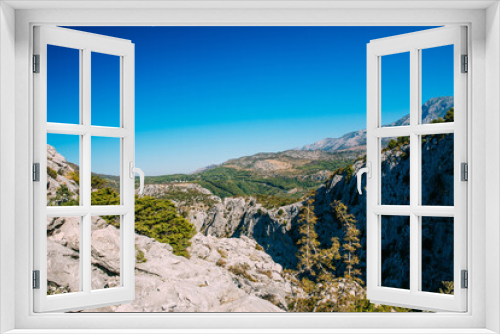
<box><xmin>33</xmin><ymin>26</ymin><xmax>136</xmax><ymax>312</ymax></box>
<box><xmin>365</xmin><ymin>26</ymin><xmax>467</xmax><ymax>312</ymax></box>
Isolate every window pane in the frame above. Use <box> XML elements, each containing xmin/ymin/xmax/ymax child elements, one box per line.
<box><xmin>422</xmin><ymin>133</ymin><xmax>454</xmax><ymax>206</ymax></box>
<box><xmin>421</xmin><ymin>217</ymin><xmax>454</xmax><ymax>294</ymax></box>
<box><xmin>381</xmin><ymin>215</ymin><xmax>410</xmax><ymax>290</ymax></box>
<box><xmin>47</xmin><ymin>45</ymin><xmax>80</xmax><ymax>124</ymax></box>
<box><xmin>47</xmin><ymin>134</ymin><xmax>80</xmax><ymax>206</ymax></box>
<box><xmin>47</xmin><ymin>216</ymin><xmax>81</xmax><ymax>294</ymax></box>
<box><xmin>91</xmin><ymin>52</ymin><xmax>121</xmax><ymax>127</ymax></box>
<box><xmin>381</xmin><ymin>136</ymin><xmax>410</xmax><ymax>205</ymax></box>
<box><xmin>91</xmin><ymin>137</ymin><xmax>121</xmax><ymax>205</ymax></box>
<box><xmin>421</xmin><ymin>45</ymin><xmax>454</xmax><ymax>124</ymax></box>
<box><xmin>91</xmin><ymin>215</ymin><xmax>121</xmax><ymax>290</ymax></box>
<box><xmin>381</xmin><ymin>52</ymin><xmax>410</xmax><ymax>127</ymax></box>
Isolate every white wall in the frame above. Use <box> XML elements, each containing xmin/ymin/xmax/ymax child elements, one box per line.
<box><xmin>1</xmin><ymin>3</ymin><xmax>497</xmax><ymax>332</ymax></box>
<box><xmin>0</xmin><ymin>2</ymin><xmax>16</xmax><ymax>333</ymax></box>
<box><xmin>485</xmin><ymin>2</ymin><xmax>500</xmax><ymax>333</ymax></box>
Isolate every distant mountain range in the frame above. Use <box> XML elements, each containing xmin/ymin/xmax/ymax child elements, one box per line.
<box><xmin>189</xmin><ymin>96</ymin><xmax>453</xmax><ymax>176</ymax></box>
<box><xmin>296</xmin><ymin>96</ymin><xmax>453</xmax><ymax>152</ymax></box>
<box><xmin>144</xmin><ymin>96</ymin><xmax>454</xmax><ymax>200</ymax></box>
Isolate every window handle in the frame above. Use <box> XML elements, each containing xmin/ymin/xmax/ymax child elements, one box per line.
<box><xmin>129</xmin><ymin>162</ymin><xmax>145</xmax><ymax>196</ymax></box>
<box><xmin>356</xmin><ymin>162</ymin><xmax>371</xmax><ymax>195</ymax></box>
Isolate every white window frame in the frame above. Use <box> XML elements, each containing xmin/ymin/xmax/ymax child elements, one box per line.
<box><xmin>33</xmin><ymin>26</ymin><xmax>136</xmax><ymax>312</ymax></box>
<box><xmin>1</xmin><ymin>2</ymin><xmax>499</xmax><ymax>333</ymax></box>
<box><xmin>365</xmin><ymin>26</ymin><xmax>468</xmax><ymax>312</ymax></box>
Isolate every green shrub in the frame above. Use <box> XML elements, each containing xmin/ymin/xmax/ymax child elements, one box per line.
<box><xmin>255</xmin><ymin>243</ymin><xmax>264</xmax><ymax>251</ymax></box>
<box><xmin>67</xmin><ymin>171</ymin><xmax>79</xmax><ymax>185</ymax></box>
<box><xmin>217</xmin><ymin>248</ymin><xmax>228</xmax><ymax>258</ymax></box>
<box><xmin>228</xmin><ymin>263</ymin><xmax>257</xmax><ymax>282</ymax></box>
<box><xmin>444</xmin><ymin>107</ymin><xmax>454</xmax><ymax>122</ymax></box>
<box><xmin>135</xmin><ymin>246</ymin><xmax>147</xmax><ymax>264</ymax></box>
<box><xmin>387</xmin><ymin>139</ymin><xmax>397</xmax><ymax>150</ymax></box>
<box><xmin>91</xmin><ymin>187</ymin><xmax>120</xmax><ymax>206</ymax></box>
<box><xmin>91</xmin><ymin>175</ymin><xmax>109</xmax><ymax>189</ymax></box>
<box><xmin>47</xmin><ymin>167</ymin><xmax>58</xmax><ymax>179</ymax></box>
<box><xmin>134</xmin><ymin>195</ymin><xmax>196</xmax><ymax>258</ymax></box>
<box><xmin>439</xmin><ymin>281</ymin><xmax>454</xmax><ymax>295</ymax></box>
<box><xmin>216</xmin><ymin>258</ymin><xmax>227</xmax><ymax>267</ymax></box>
<box><xmin>52</xmin><ymin>184</ymin><xmax>78</xmax><ymax>206</ymax></box>
<box><xmin>345</xmin><ymin>165</ymin><xmax>354</xmax><ymax>177</ymax></box>
<box><xmin>90</xmin><ymin>185</ymin><xmax>196</xmax><ymax>258</ymax></box>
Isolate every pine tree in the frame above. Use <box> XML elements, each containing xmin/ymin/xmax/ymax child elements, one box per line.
<box><xmin>288</xmin><ymin>191</ymin><xmax>341</xmax><ymax>312</ymax></box>
<box><xmin>333</xmin><ymin>200</ymin><xmax>363</xmax><ymax>311</ymax></box>
<box><xmin>296</xmin><ymin>193</ymin><xmax>321</xmax><ymax>278</ymax></box>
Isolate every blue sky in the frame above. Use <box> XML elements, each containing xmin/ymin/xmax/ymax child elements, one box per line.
<box><xmin>47</xmin><ymin>26</ymin><xmax>453</xmax><ymax>175</ymax></box>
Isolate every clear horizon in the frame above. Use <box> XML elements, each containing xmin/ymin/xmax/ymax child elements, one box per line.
<box><xmin>47</xmin><ymin>26</ymin><xmax>453</xmax><ymax>176</ymax></box>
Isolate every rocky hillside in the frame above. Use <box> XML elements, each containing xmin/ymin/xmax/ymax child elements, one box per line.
<box><xmin>222</xmin><ymin>149</ymin><xmax>362</xmax><ymax>174</ymax></box>
<box><xmin>47</xmin><ymin>145</ymin><xmax>79</xmax><ymax>205</ymax></box>
<box><xmin>297</xmin><ymin>96</ymin><xmax>454</xmax><ymax>152</ymax></box>
<box><xmin>46</xmin><ymin>146</ymin><xmax>294</xmax><ymax>312</ymax></box>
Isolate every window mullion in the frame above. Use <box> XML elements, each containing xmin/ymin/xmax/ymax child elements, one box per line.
<box><xmin>81</xmin><ymin>47</ymin><xmax>92</xmax><ymax>294</ymax></box>
<box><xmin>409</xmin><ymin>47</ymin><xmax>420</xmax><ymax>295</ymax></box>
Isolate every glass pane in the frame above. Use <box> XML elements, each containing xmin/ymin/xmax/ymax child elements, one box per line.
<box><xmin>381</xmin><ymin>52</ymin><xmax>410</xmax><ymax>127</ymax></box>
<box><xmin>47</xmin><ymin>45</ymin><xmax>80</xmax><ymax>124</ymax></box>
<box><xmin>47</xmin><ymin>216</ymin><xmax>80</xmax><ymax>294</ymax></box>
<box><xmin>91</xmin><ymin>137</ymin><xmax>121</xmax><ymax>205</ymax></box>
<box><xmin>421</xmin><ymin>217</ymin><xmax>454</xmax><ymax>294</ymax></box>
<box><xmin>381</xmin><ymin>136</ymin><xmax>410</xmax><ymax>205</ymax></box>
<box><xmin>422</xmin><ymin>133</ymin><xmax>454</xmax><ymax>206</ymax></box>
<box><xmin>47</xmin><ymin>134</ymin><xmax>80</xmax><ymax>206</ymax></box>
<box><xmin>91</xmin><ymin>215</ymin><xmax>121</xmax><ymax>290</ymax></box>
<box><xmin>421</xmin><ymin>45</ymin><xmax>454</xmax><ymax>124</ymax></box>
<box><xmin>381</xmin><ymin>215</ymin><xmax>410</xmax><ymax>290</ymax></box>
<box><xmin>91</xmin><ymin>52</ymin><xmax>121</xmax><ymax>127</ymax></box>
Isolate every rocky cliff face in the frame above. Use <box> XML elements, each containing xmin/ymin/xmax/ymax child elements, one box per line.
<box><xmin>197</xmin><ymin>133</ymin><xmax>454</xmax><ymax>293</ymax></box>
<box><xmin>197</xmin><ymin>197</ymin><xmax>302</xmax><ymax>268</ymax></box>
<box><xmin>313</xmin><ymin>134</ymin><xmax>454</xmax><ymax>291</ymax></box>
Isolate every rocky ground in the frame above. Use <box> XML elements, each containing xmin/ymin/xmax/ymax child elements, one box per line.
<box><xmin>47</xmin><ymin>215</ymin><xmax>290</xmax><ymax>312</ymax></box>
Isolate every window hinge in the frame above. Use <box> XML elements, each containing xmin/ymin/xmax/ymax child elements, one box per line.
<box><xmin>461</xmin><ymin>270</ymin><xmax>468</xmax><ymax>289</ymax></box>
<box><xmin>461</xmin><ymin>162</ymin><xmax>468</xmax><ymax>181</ymax></box>
<box><xmin>33</xmin><ymin>54</ymin><xmax>40</xmax><ymax>73</ymax></box>
<box><xmin>33</xmin><ymin>270</ymin><xmax>40</xmax><ymax>289</ymax></box>
<box><xmin>33</xmin><ymin>163</ymin><xmax>40</xmax><ymax>182</ymax></box>
<box><xmin>461</xmin><ymin>54</ymin><xmax>468</xmax><ymax>73</ymax></box>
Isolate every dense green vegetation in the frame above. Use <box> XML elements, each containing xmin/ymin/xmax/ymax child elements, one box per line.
<box><xmin>141</xmin><ymin>150</ymin><xmax>363</xmax><ymax>202</ymax></box>
<box><xmin>134</xmin><ymin>195</ymin><xmax>197</xmax><ymax>257</ymax></box>
<box><xmin>147</xmin><ymin>167</ymin><xmax>325</xmax><ymax>201</ymax></box>
<box><xmin>198</xmin><ymin>167</ymin><xmax>321</xmax><ymax>199</ymax></box>
<box><xmin>294</xmin><ymin>159</ymin><xmax>357</xmax><ymax>173</ymax></box>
